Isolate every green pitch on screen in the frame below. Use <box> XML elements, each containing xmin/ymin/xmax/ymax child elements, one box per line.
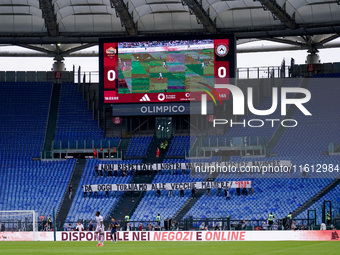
<box><xmin>117</xmin><ymin>49</ymin><xmax>214</xmax><ymax>94</ymax></box>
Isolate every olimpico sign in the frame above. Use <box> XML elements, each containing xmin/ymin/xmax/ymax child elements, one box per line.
<box><xmin>140</xmin><ymin>105</ymin><xmax>186</xmax><ymax>114</ymax></box>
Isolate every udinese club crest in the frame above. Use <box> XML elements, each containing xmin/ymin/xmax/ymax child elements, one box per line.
<box><xmin>215</xmin><ymin>43</ymin><xmax>229</xmax><ymax>57</ymax></box>
<box><xmin>106</xmin><ymin>47</ymin><xmax>117</xmax><ymax>59</ymax></box>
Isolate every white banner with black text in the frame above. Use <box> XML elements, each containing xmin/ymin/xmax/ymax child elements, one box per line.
<box><xmin>82</xmin><ymin>181</ymin><xmax>251</xmax><ymax>192</ymax></box>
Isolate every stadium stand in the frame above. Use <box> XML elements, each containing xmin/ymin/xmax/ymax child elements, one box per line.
<box><xmin>0</xmin><ymin>82</ymin><xmax>76</xmax><ymax>218</ymax></box>
<box><xmin>184</xmin><ymin>177</ymin><xmax>333</xmax><ymax>221</ymax></box>
<box><xmin>272</xmin><ymin>78</ymin><xmax>340</xmax><ymax>156</ymax></box>
<box><xmin>0</xmin><ymin>82</ymin><xmax>52</xmax><ymax>158</ymax></box>
<box><xmin>296</xmin><ymin>183</ymin><xmax>340</xmax><ymax>225</ymax></box>
<box><xmin>66</xmin><ymin>159</ymin><xmax>141</xmax><ymax>224</ymax></box>
<box><xmin>54</xmin><ymin>82</ymin><xmax>120</xmax><ymax>149</ymax></box>
<box><xmin>125</xmin><ymin>136</ymin><xmax>152</xmax><ymax>158</ymax></box>
<box><xmin>166</xmin><ymin>136</ymin><xmax>195</xmax><ymax>157</ymax></box>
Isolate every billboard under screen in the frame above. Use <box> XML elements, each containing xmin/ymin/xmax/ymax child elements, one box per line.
<box><xmin>99</xmin><ymin>35</ymin><xmax>236</xmax><ymax>105</ymax></box>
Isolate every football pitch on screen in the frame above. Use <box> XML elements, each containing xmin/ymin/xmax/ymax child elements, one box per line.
<box><xmin>1</xmin><ymin>241</ymin><xmax>338</xmax><ymax>255</ymax></box>
<box><xmin>117</xmin><ymin>49</ymin><xmax>214</xmax><ymax>94</ymax></box>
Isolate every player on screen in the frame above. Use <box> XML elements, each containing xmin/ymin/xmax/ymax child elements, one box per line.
<box><xmin>95</xmin><ymin>211</ymin><xmax>104</xmax><ymax>247</ymax></box>
<box><xmin>163</xmin><ymin>61</ymin><xmax>167</xmax><ymax>68</ymax></box>
<box><xmin>201</xmin><ymin>61</ymin><xmax>205</xmax><ymax>69</ymax></box>
<box><xmin>109</xmin><ymin>217</ymin><xmax>120</xmax><ymax>244</ymax></box>
<box><xmin>158</xmin><ymin>72</ymin><xmax>163</xmax><ymax>80</ymax></box>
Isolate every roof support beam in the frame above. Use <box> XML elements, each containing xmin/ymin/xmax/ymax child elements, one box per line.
<box><xmin>182</xmin><ymin>0</ymin><xmax>217</xmax><ymax>34</ymax></box>
<box><xmin>60</xmin><ymin>43</ymin><xmax>97</xmax><ymax>57</ymax></box>
<box><xmin>265</xmin><ymin>37</ymin><xmax>305</xmax><ymax>47</ymax></box>
<box><xmin>16</xmin><ymin>44</ymin><xmax>52</xmax><ymax>54</ymax></box>
<box><xmin>315</xmin><ymin>34</ymin><xmax>340</xmax><ymax>47</ymax></box>
<box><xmin>39</xmin><ymin>0</ymin><xmax>59</xmax><ymax>37</ymax></box>
<box><xmin>3</xmin><ymin>41</ymin><xmax>340</xmax><ymax>57</ymax></box>
<box><xmin>110</xmin><ymin>0</ymin><xmax>138</xmax><ymax>35</ymax></box>
<box><xmin>257</xmin><ymin>0</ymin><xmax>297</xmax><ymax>29</ymax></box>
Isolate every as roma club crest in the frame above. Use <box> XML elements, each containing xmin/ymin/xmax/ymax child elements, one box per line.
<box><xmin>106</xmin><ymin>47</ymin><xmax>117</xmax><ymax>59</ymax></box>
<box><xmin>215</xmin><ymin>43</ymin><xmax>229</xmax><ymax>57</ymax></box>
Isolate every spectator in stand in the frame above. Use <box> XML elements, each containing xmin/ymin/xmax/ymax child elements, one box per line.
<box><xmin>88</xmin><ymin>221</ymin><xmax>94</xmax><ymax>231</ymax></box>
<box><xmin>0</xmin><ymin>221</ymin><xmax>3</xmax><ymax>232</ymax></box>
<box><xmin>95</xmin><ymin>165</ymin><xmax>99</xmax><ymax>177</ymax></box>
<box><xmin>98</xmin><ymin>166</ymin><xmax>102</xmax><ymax>177</ymax></box>
<box><xmin>199</xmin><ymin>223</ymin><xmax>205</xmax><ymax>230</ymax></box>
<box><xmin>76</xmin><ymin>222</ymin><xmax>84</xmax><ymax>231</ymax></box>
<box><xmin>180</xmin><ymin>189</ymin><xmax>184</xmax><ymax>197</ymax></box>
<box><xmin>44</xmin><ymin>223</ymin><xmax>50</xmax><ymax>231</ymax></box>
<box><xmin>156</xmin><ymin>147</ymin><xmax>160</xmax><ymax>158</ymax></box>
<box><xmin>206</xmin><ymin>188</ymin><xmax>211</xmax><ymax>197</ymax></box>
<box><xmin>262</xmin><ymin>221</ymin><xmax>268</xmax><ymax>230</ymax></box>
<box><xmin>148</xmin><ymin>223</ymin><xmax>154</xmax><ymax>231</ymax></box>
<box><xmin>67</xmin><ymin>224</ymin><xmax>73</xmax><ymax>231</ymax></box>
<box><xmin>291</xmin><ymin>221</ymin><xmax>298</xmax><ymax>230</ymax></box>
<box><xmin>106</xmin><ymin>147</ymin><xmax>110</xmax><ymax>158</ymax></box>
<box><xmin>218</xmin><ymin>187</ymin><xmax>221</xmax><ymax>196</ymax></box>
<box><xmin>113</xmin><ymin>147</ymin><xmax>117</xmax><ymax>158</ymax></box>
<box><xmin>156</xmin><ymin>189</ymin><xmax>161</xmax><ymax>197</ymax></box>
<box><xmin>241</xmin><ymin>221</ymin><xmax>246</xmax><ymax>230</ymax></box>
<box><xmin>93</xmin><ymin>147</ymin><xmax>97</xmax><ymax>159</ymax></box>
<box><xmin>125</xmin><ymin>223</ymin><xmax>132</xmax><ymax>231</ymax></box>
<box><xmin>273</xmin><ymin>222</ymin><xmax>279</xmax><ymax>230</ymax></box>
<box><xmin>139</xmin><ymin>223</ymin><xmax>143</xmax><ymax>231</ymax></box>
<box><xmin>83</xmin><ymin>186</ymin><xmax>87</xmax><ymax>198</ymax></box>
<box><xmin>225</xmin><ymin>188</ymin><xmax>230</xmax><ymax>200</ymax></box>
<box><xmin>301</xmin><ymin>225</ymin><xmax>306</xmax><ymax>230</ymax></box>
<box><xmin>236</xmin><ymin>188</ymin><xmax>241</xmax><ymax>196</ymax></box>
<box><xmin>191</xmin><ymin>188</ymin><xmax>196</xmax><ymax>198</ymax></box>
<box><xmin>242</xmin><ymin>188</ymin><xmax>247</xmax><ymax>196</ymax></box>
<box><xmin>68</xmin><ymin>185</ymin><xmax>73</xmax><ymax>199</ymax></box>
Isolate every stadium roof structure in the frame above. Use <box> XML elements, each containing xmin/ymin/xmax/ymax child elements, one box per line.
<box><xmin>0</xmin><ymin>0</ymin><xmax>340</xmax><ymax>57</ymax></box>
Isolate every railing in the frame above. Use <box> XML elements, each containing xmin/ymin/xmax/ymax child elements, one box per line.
<box><xmin>199</xmin><ymin>136</ymin><xmax>266</xmax><ymax>148</ymax></box>
<box><xmin>52</xmin><ymin>139</ymin><xmax>120</xmax><ymax>150</ymax></box>
<box><xmin>0</xmin><ymin>216</ymin><xmax>326</xmax><ymax>232</ymax></box>
<box><xmin>52</xmin><ymin>217</ymin><xmax>318</xmax><ymax>232</ymax></box>
<box><xmin>237</xmin><ymin>66</ymin><xmax>290</xmax><ymax>79</ymax></box>
<box><xmin>74</xmin><ymin>66</ymin><xmax>290</xmax><ymax>84</ymax></box>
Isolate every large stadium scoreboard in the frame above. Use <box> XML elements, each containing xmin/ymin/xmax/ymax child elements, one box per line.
<box><xmin>99</xmin><ymin>35</ymin><xmax>236</xmax><ymax>108</ymax></box>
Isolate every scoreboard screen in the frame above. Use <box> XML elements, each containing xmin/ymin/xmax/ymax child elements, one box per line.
<box><xmin>99</xmin><ymin>35</ymin><xmax>236</xmax><ymax>104</ymax></box>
